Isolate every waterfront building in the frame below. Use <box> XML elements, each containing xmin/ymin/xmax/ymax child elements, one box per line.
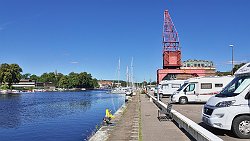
<box><xmin>182</xmin><ymin>59</ymin><xmax>214</xmax><ymax>68</ymax></box>
<box><xmin>98</xmin><ymin>80</ymin><xmax>113</xmax><ymax>89</ymax></box>
<box><xmin>12</xmin><ymin>79</ymin><xmax>36</xmax><ymax>88</ymax></box>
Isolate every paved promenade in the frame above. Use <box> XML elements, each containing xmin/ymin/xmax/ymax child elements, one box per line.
<box><xmin>95</xmin><ymin>92</ymin><xmax>192</xmax><ymax>141</ymax></box>
<box><xmin>107</xmin><ymin>93</ymin><xmax>140</xmax><ymax>141</ymax></box>
<box><xmin>141</xmin><ymin>94</ymin><xmax>191</xmax><ymax>141</ymax></box>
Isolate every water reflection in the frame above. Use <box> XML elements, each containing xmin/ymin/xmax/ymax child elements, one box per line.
<box><xmin>0</xmin><ymin>94</ymin><xmax>22</xmax><ymax>128</ymax></box>
<box><xmin>0</xmin><ymin>92</ymin><xmax>96</xmax><ymax>128</ymax></box>
<box><xmin>0</xmin><ymin>91</ymin><xmax>124</xmax><ymax>141</ymax></box>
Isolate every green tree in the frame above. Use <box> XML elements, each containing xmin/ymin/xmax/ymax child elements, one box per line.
<box><xmin>91</xmin><ymin>78</ymin><xmax>99</xmax><ymax>88</ymax></box>
<box><xmin>39</xmin><ymin>72</ymin><xmax>56</xmax><ymax>84</ymax></box>
<box><xmin>58</xmin><ymin>76</ymin><xmax>69</xmax><ymax>89</ymax></box>
<box><xmin>55</xmin><ymin>73</ymin><xmax>64</xmax><ymax>87</ymax></box>
<box><xmin>216</xmin><ymin>71</ymin><xmax>231</xmax><ymax>76</ymax></box>
<box><xmin>30</xmin><ymin>74</ymin><xmax>39</xmax><ymax>81</ymax></box>
<box><xmin>0</xmin><ymin>63</ymin><xmax>23</xmax><ymax>88</ymax></box>
<box><xmin>22</xmin><ymin>73</ymin><xmax>31</xmax><ymax>79</ymax></box>
<box><xmin>233</xmin><ymin>63</ymin><xmax>246</xmax><ymax>74</ymax></box>
<box><xmin>68</xmin><ymin>72</ymin><xmax>80</xmax><ymax>88</ymax></box>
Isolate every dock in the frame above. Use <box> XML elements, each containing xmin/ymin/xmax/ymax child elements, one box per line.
<box><xmin>89</xmin><ymin>91</ymin><xmax>192</xmax><ymax>141</ymax></box>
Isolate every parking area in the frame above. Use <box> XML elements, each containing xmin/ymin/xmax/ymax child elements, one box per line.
<box><xmin>161</xmin><ymin>97</ymin><xmax>249</xmax><ymax>141</ymax></box>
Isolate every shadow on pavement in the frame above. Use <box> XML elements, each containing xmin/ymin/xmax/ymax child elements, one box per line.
<box><xmin>172</xmin><ymin>121</ymin><xmax>196</xmax><ymax>141</ymax></box>
<box><xmin>198</xmin><ymin>122</ymin><xmax>237</xmax><ymax>138</ymax></box>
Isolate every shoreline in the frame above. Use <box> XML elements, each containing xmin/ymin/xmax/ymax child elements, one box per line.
<box><xmin>88</xmin><ymin>102</ymin><xmax>127</xmax><ymax>141</ymax></box>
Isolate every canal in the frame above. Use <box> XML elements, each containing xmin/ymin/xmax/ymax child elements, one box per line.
<box><xmin>0</xmin><ymin>90</ymin><xmax>125</xmax><ymax>141</ymax></box>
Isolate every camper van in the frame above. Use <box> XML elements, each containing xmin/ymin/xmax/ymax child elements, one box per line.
<box><xmin>170</xmin><ymin>76</ymin><xmax>234</xmax><ymax>104</ymax></box>
<box><xmin>202</xmin><ymin>63</ymin><xmax>250</xmax><ymax>139</ymax></box>
<box><xmin>154</xmin><ymin>80</ymin><xmax>186</xmax><ymax>97</ymax></box>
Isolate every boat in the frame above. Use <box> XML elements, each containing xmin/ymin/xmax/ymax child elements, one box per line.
<box><xmin>110</xmin><ymin>87</ymin><xmax>128</xmax><ymax>94</ymax></box>
<box><xmin>110</xmin><ymin>57</ymin><xmax>136</xmax><ymax>95</ymax></box>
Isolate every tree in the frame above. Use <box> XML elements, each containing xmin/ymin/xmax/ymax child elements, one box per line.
<box><xmin>58</xmin><ymin>76</ymin><xmax>69</xmax><ymax>89</ymax></box>
<box><xmin>55</xmin><ymin>73</ymin><xmax>64</xmax><ymax>87</ymax></box>
<box><xmin>233</xmin><ymin>63</ymin><xmax>246</xmax><ymax>74</ymax></box>
<box><xmin>68</xmin><ymin>72</ymin><xmax>80</xmax><ymax>88</ymax></box>
<box><xmin>216</xmin><ymin>71</ymin><xmax>231</xmax><ymax>76</ymax></box>
<box><xmin>22</xmin><ymin>73</ymin><xmax>31</xmax><ymax>79</ymax></box>
<box><xmin>39</xmin><ymin>72</ymin><xmax>56</xmax><ymax>84</ymax></box>
<box><xmin>30</xmin><ymin>74</ymin><xmax>39</xmax><ymax>81</ymax></box>
<box><xmin>91</xmin><ymin>78</ymin><xmax>99</xmax><ymax>88</ymax></box>
<box><xmin>0</xmin><ymin>63</ymin><xmax>23</xmax><ymax>88</ymax></box>
<box><xmin>216</xmin><ymin>63</ymin><xmax>246</xmax><ymax>76</ymax></box>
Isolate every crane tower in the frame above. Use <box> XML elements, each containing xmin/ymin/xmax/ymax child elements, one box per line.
<box><xmin>162</xmin><ymin>10</ymin><xmax>181</xmax><ymax>69</ymax></box>
<box><xmin>157</xmin><ymin>10</ymin><xmax>216</xmax><ymax>83</ymax></box>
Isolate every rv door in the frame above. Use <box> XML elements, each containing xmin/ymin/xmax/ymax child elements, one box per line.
<box><xmin>183</xmin><ymin>83</ymin><xmax>197</xmax><ymax>102</ymax></box>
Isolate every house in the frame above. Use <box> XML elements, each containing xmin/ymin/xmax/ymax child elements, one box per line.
<box><xmin>12</xmin><ymin>79</ymin><xmax>36</xmax><ymax>88</ymax></box>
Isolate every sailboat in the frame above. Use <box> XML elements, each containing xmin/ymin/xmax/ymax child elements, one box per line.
<box><xmin>110</xmin><ymin>59</ymin><xmax>128</xmax><ymax>94</ymax></box>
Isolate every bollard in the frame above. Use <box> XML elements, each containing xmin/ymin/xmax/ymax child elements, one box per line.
<box><xmin>149</xmin><ymin>97</ymin><xmax>152</xmax><ymax>102</ymax></box>
<box><xmin>157</xmin><ymin>84</ymin><xmax>160</xmax><ymax>102</ymax></box>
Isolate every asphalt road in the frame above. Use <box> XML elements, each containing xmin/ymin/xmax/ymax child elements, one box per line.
<box><xmin>161</xmin><ymin>97</ymin><xmax>249</xmax><ymax>141</ymax></box>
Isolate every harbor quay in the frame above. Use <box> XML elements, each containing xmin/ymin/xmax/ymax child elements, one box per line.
<box><xmin>90</xmin><ymin>89</ymin><xmax>250</xmax><ymax>141</ymax></box>
<box><xmin>89</xmin><ymin>91</ymin><xmax>191</xmax><ymax>141</ymax></box>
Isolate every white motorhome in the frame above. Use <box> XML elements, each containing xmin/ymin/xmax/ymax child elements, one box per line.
<box><xmin>170</xmin><ymin>76</ymin><xmax>234</xmax><ymax>104</ymax></box>
<box><xmin>202</xmin><ymin>63</ymin><xmax>250</xmax><ymax>139</ymax></box>
<box><xmin>154</xmin><ymin>80</ymin><xmax>186</xmax><ymax>97</ymax></box>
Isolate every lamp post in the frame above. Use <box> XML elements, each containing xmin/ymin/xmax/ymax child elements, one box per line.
<box><xmin>229</xmin><ymin>44</ymin><xmax>234</xmax><ymax>75</ymax></box>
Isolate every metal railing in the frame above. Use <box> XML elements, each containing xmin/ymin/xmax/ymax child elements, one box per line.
<box><xmin>146</xmin><ymin>93</ymin><xmax>223</xmax><ymax>141</ymax></box>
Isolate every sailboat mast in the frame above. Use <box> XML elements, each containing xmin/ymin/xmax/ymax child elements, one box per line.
<box><xmin>130</xmin><ymin>57</ymin><xmax>134</xmax><ymax>88</ymax></box>
<box><xmin>126</xmin><ymin>66</ymin><xmax>129</xmax><ymax>87</ymax></box>
<box><xmin>118</xmin><ymin>58</ymin><xmax>120</xmax><ymax>87</ymax></box>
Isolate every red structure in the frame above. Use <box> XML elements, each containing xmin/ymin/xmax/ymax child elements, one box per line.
<box><xmin>157</xmin><ymin>10</ymin><xmax>215</xmax><ymax>83</ymax></box>
<box><xmin>162</xmin><ymin>10</ymin><xmax>181</xmax><ymax>69</ymax></box>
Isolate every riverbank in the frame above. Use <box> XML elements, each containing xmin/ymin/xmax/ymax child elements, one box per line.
<box><xmin>88</xmin><ymin>103</ymin><xmax>127</xmax><ymax>141</ymax></box>
<box><xmin>89</xmin><ymin>91</ymin><xmax>140</xmax><ymax>141</ymax></box>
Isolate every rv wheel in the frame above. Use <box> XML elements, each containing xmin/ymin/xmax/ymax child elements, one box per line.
<box><xmin>179</xmin><ymin>97</ymin><xmax>188</xmax><ymax>104</ymax></box>
<box><xmin>232</xmin><ymin>115</ymin><xmax>250</xmax><ymax>139</ymax></box>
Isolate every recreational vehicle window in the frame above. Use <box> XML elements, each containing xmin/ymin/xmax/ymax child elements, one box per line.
<box><xmin>172</xmin><ymin>84</ymin><xmax>181</xmax><ymax>88</ymax></box>
<box><xmin>215</xmin><ymin>84</ymin><xmax>223</xmax><ymax>87</ymax></box>
<box><xmin>201</xmin><ymin>83</ymin><xmax>212</xmax><ymax>89</ymax></box>
<box><xmin>161</xmin><ymin>84</ymin><xmax>169</xmax><ymax>90</ymax></box>
<box><xmin>185</xmin><ymin>83</ymin><xmax>195</xmax><ymax>92</ymax></box>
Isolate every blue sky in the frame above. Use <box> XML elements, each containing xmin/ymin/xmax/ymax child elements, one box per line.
<box><xmin>0</xmin><ymin>0</ymin><xmax>250</xmax><ymax>82</ymax></box>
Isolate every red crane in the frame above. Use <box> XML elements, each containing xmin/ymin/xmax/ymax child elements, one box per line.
<box><xmin>162</xmin><ymin>10</ymin><xmax>181</xmax><ymax>69</ymax></box>
<box><xmin>157</xmin><ymin>10</ymin><xmax>215</xmax><ymax>83</ymax></box>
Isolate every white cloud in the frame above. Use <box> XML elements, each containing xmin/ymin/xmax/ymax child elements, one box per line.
<box><xmin>70</xmin><ymin>61</ymin><xmax>79</xmax><ymax>64</ymax></box>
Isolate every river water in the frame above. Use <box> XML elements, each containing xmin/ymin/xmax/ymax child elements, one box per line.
<box><xmin>0</xmin><ymin>90</ymin><xmax>125</xmax><ymax>141</ymax></box>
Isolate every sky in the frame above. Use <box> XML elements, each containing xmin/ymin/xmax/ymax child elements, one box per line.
<box><xmin>0</xmin><ymin>0</ymin><xmax>250</xmax><ymax>82</ymax></box>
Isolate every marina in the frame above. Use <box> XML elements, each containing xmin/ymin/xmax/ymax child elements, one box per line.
<box><xmin>0</xmin><ymin>1</ymin><xmax>250</xmax><ymax>141</ymax></box>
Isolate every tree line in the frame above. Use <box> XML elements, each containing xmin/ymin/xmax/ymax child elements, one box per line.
<box><xmin>216</xmin><ymin>63</ymin><xmax>246</xmax><ymax>76</ymax></box>
<box><xmin>0</xmin><ymin>63</ymin><xmax>99</xmax><ymax>89</ymax></box>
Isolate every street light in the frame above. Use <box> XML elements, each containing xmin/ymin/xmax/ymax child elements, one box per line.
<box><xmin>229</xmin><ymin>44</ymin><xmax>234</xmax><ymax>75</ymax></box>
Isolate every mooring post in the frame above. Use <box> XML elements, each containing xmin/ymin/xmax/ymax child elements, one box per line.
<box><xmin>157</xmin><ymin>84</ymin><xmax>160</xmax><ymax>102</ymax></box>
